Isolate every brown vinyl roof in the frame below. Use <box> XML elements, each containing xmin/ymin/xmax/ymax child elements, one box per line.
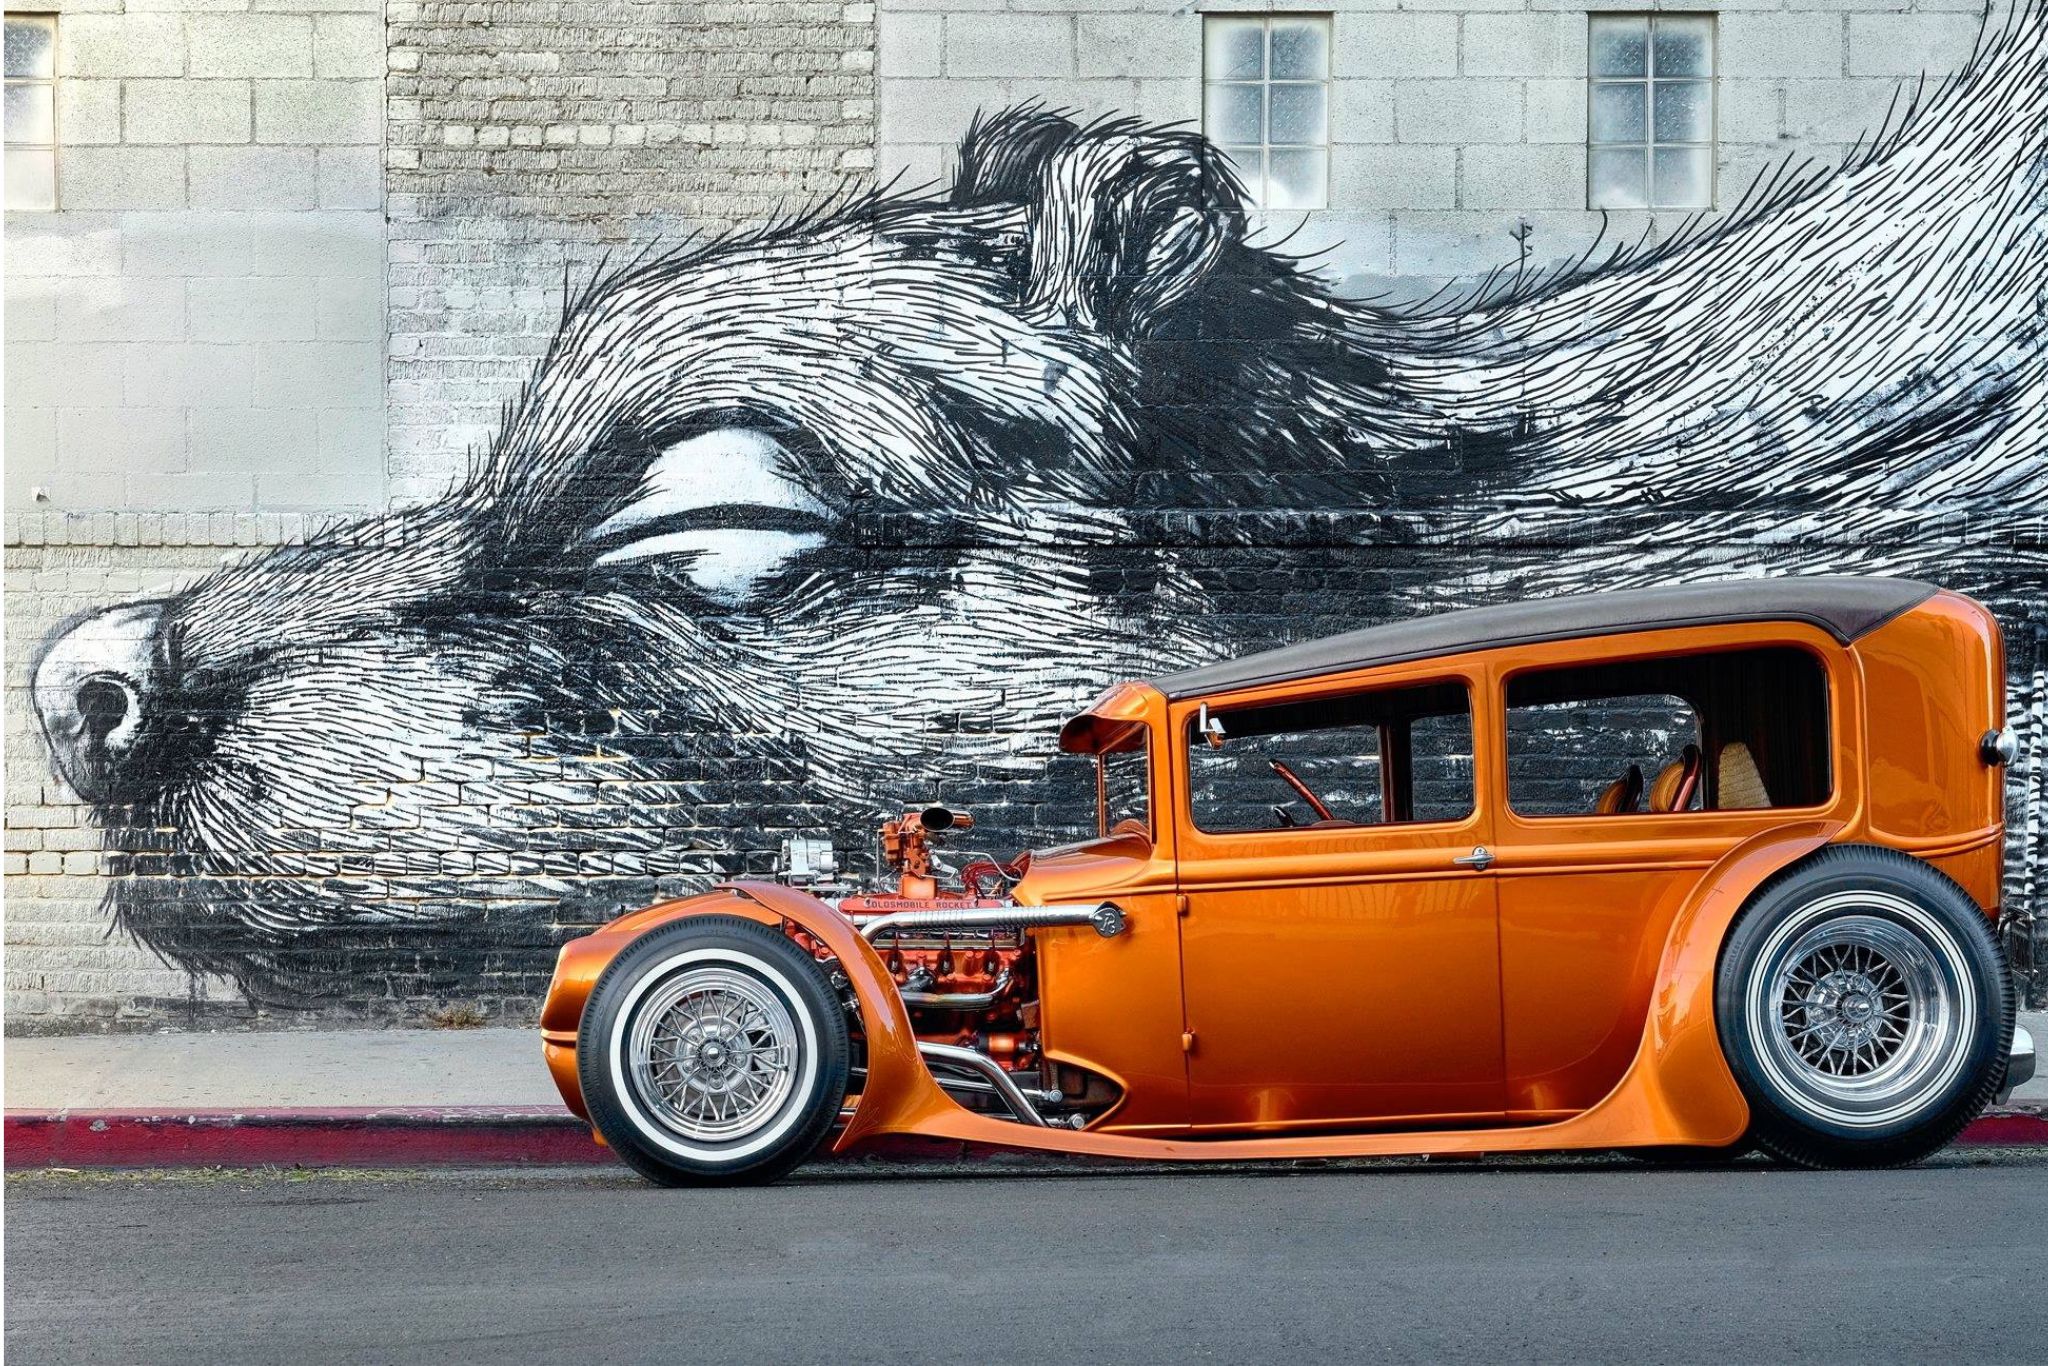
<box><xmin>1150</xmin><ymin>575</ymin><xmax>1938</xmax><ymax>700</ymax></box>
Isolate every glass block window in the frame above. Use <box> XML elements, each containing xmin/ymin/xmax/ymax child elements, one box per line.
<box><xmin>1588</xmin><ymin>14</ymin><xmax>1715</xmax><ymax>210</ymax></box>
<box><xmin>5</xmin><ymin>13</ymin><xmax>56</xmax><ymax>211</ymax></box>
<box><xmin>1203</xmin><ymin>14</ymin><xmax>1330</xmax><ymax>211</ymax></box>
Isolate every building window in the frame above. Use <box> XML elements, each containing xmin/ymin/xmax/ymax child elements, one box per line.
<box><xmin>1203</xmin><ymin>14</ymin><xmax>1330</xmax><ymax>211</ymax></box>
<box><xmin>1588</xmin><ymin>14</ymin><xmax>1714</xmax><ymax>211</ymax></box>
<box><xmin>5</xmin><ymin>12</ymin><xmax>56</xmax><ymax>211</ymax></box>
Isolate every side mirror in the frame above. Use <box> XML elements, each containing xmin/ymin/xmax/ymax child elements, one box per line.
<box><xmin>1197</xmin><ymin>703</ymin><xmax>1227</xmax><ymax>750</ymax></box>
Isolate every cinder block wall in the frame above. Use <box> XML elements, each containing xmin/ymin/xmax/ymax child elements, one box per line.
<box><xmin>4</xmin><ymin>0</ymin><xmax>388</xmax><ymax>514</ymax></box>
<box><xmin>877</xmin><ymin>1</ymin><xmax>1987</xmax><ymax>290</ymax></box>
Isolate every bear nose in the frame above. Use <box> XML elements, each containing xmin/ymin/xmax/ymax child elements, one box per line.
<box><xmin>33</xmin><ymin>601</ymin><xmax>166</xmax><ymax>803</ymax></box>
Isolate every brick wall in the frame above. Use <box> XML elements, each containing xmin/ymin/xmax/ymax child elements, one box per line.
<box><xmin>5</xmin><ymin>514</ymin><xmax>316</xmax><ymax>1027</ymax></box>
<box><xmin>382</xmin><ymin>0</ymin><xmax>877</xmax><ymax>499</ymax></box>
<box><xmin>877</xmin><ymin>1</ymin><xmax>1987</xmax><ymax>291</ymax></box>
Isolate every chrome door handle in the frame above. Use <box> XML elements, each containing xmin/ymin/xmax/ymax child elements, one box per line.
<box><xmin>1452</xmin><ymin>846</ymin><xmax>1495</xmax><ymax>871</ymax></box>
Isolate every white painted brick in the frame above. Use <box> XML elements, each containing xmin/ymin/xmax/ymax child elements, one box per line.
<box><xmin>253</xmin><ymin>471</ymin><xmax>382</xmax><ymax>507</ymax></box>
<box><xmin>316</xmin><ymin>407</ymin><xmax>382</xmax><ymax>470</ymax></box>
<box><xmin>55</xmin><ymin>81</ymin><xmax>123</xmax><ymax>146</ymax></box>
<box><xmin>254</xmin><ymin>80</ymin><xmax>382</xmax><ymax>144</ymax></box>
<box><xmin>317</xmin><ymin>147</ymin><xmax>383</xmax><ymax>209</ymax></box>
<box><xmin>1845</xmin><ymin>14</ymin><xmax>1981</xmax><ymax>78</ymax></box>
<box><xmin>56</xmin><ymin>408</ymin><xmax>186</xmax><ymax>473</ymax></box>
<box><xmin>124</xmin><ymin>80</ymin><xmax>253</xmax><ymax>145</ymax></box>
<box><xmin>54</xmin><ymin>277</ymin><xmax>187</xmax><ymax>342</ymax></box>
<box><xmin>5</xmin><ymin>280</ymin><xmax>57</xmax><ymax>342</ymax></box>
<box><xmin>55</xmin><ymin>16</ymin><xmax>187</xmax><ymax>79</ymax></box>
<box><xmin>1462</xmin><ymin>143</ymin><xmax>1586</xmax><ymax>211</ymax></box>
<box><xmin>879</xmin><ymin>77</ymin><xmax>999</xmax><ymax>147</ymax></box>
<box><xmin>317</xmin><ymin>275</ymin><xmax>382</xmax><ymax>340</ymax></box>
<box><xmin>945</xmin><ymin>15</ymin><xmax>1072</xmax><ymax>79</ymax></box>
<box><xmin>1394</xmin><ymin>79</ymin><xmax>1520</xmax><ymax>144</ymax></box>
<box><xmin>1333</xmin><ymin>14</ymin><xmax>1457</xmax><ymax>79</ymax></box>
<box><xmin>5</xmin><ymin>219</ymin><xmax>124</xmax><ymax>279</ymax></box>
<box><xmin>314</xmin><ymin>15</ymin><xmax>385</xmax><ymax>77</ymax></box>
<box><xmin>57</xmin><ymin>148</ymin><xmax>186</xmax><ymax>212</ymax></box>
<box><xmin>1331</xmin><ymin>80</ymin><xmax>1394</xmax><ymax>145</ymax></box>
<box><xmin>1523</xmin><ymin>78</ymin><xmax>1586</xmax><ymax>144</ymax></box>
<box><xmin>188</xmin><ymin>146</ymin><xmax>320</xmax><ymax>210</ymax></box>
<box><xmin>1720</xmin><ymin>14</ymin><xmax>1846</xmax><ymax>80</ymax></box>
<box><xmin>5</xmin><ymin>407</ymin><xmax>58</xmax><ymax>474</ymax></box>
<box><xmin>1462</xmin><ymin>14</ymin><xmax>1586</xmax><ymax>79</ymax></box>
<box><xmin>1782</xmin><ymin>77</ymin><xmax>1906</xmax><ymax>143</ymax></box>
<box><xmin>1077</xmin><ymin>14</ymin><xmax>1196</xmax><ymax>79</ymax></box>
<box><xmin>188</xmin><ymin>276</ymin><xmax>318</xmax><ymax>342</ymax></box>
<box><xmin>124</xmin><ymin>343</ymin><xmax>257</xmax><ymax>408</ymax></box>
<box><xmin>189</xmin><ymin>407</ymin><xmax>320</xmax><ymax>470</ymax></box>
<box><xmin>1134</xmin><ymin>77</ymin><xmax>1198</xmax><ymax>126</ymax></box>
<box><xmin>124</xmin><ymin>472</ymin><xmax>256</xmax><ymax>509</ymax></box>
<box><xmin>877</xmin><ymin>11</ymin><xmax>940</xmax><ymax>78</ymax></box>
<box><xmin>1718</xmin><ymin>79</ymin><xmax>1783</xmax><ymax>145</ymax></box>
<box><xmin>249</xmin><ymin>211</ymin><xmax>383</xmax><ymax>275</ymax></box>
<box><xmin>189</xmin><ymin>15</ymin><xmax>315</xmax><ymax>79</ymax></box>
<box><xmin>1330</xmin><ymin>144</ymin><xmax>1456</xmax><ymax>210</ymax></box>
<box><xmin>123</xmin><ymin>213</ymin><xmax>257</xmax><ymax>277</ymax></box>
<box><xmin>253</xmin><ymin>342</ymin><xmax>382</xmax><ymax>407</ymax></box>
<box><xmin>5</xmin><ymin>344</ymin><xmax>127</xmax><ymax>409</ymax></box>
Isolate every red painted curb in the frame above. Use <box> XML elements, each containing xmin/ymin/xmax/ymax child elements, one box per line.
<box><xmin>4</xmin><ymin>1107</ymin><xmax>613</xmax><ymax>1169</ymax></box>
<box><xmin>7</xmin><ymin>1106</ymin><xmax>2043</xmax><ymax>1170</ymax></box>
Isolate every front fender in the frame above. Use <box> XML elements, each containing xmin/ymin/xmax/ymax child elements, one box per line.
<box><xmin>538</xmin><ymin>881</ymin><xmax>959</xmax><ymax>1142</ymax></box>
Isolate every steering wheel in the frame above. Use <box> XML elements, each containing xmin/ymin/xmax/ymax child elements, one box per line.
<box><xmin>1267</xmin><ymin>759</ymin><xmax>1336</xmax><ymax>822</ymax></box>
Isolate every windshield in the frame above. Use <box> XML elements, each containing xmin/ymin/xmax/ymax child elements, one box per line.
<box><xmin>1096</xmin><ymin>726</ymin><xmax>1151</xmax><ymax>839</ymax></box>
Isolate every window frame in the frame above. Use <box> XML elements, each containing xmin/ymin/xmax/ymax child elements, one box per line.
<box><xmin>5</xmin><ymin>11</ymin><xmax>58</xmax><ymax>212</ymax></box>
<box><xmin>1586</xmin><ymin>12</ymin><xmax>1718</xmax><ymax>212</ymax></box>
<box><xmin>1092</xmin><ymin>721</ymin><xmax>1154</xmax><ymax>842</ymax></box>
<box><xmin>1181</xmin><ymin>673</ymin><xmax>1479</xmax><ymax>839</ymax></box>
<box><xmin>1497</xmin><ymin>638</ymin><xmax>1839</xmax><ymax>825</ymax></box>
<box><xmin>1201</xmin><ymin>12</ymin><xmax>1332</xmax><ymax>212</ymax></box>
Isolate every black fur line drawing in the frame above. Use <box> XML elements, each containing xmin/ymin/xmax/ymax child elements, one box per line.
<box><xmin>30</xmin><ymin>3</ymin><xmax>2047</xmax><ymax>1009</ymax></box>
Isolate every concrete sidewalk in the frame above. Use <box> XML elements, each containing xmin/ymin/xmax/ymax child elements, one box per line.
<box><xmin>5</xmin><ymin>1027</ymin><xmax>559</xmax><ymax>1110</ymax></box>
<box><xmin>5</xmin><ymin>1016</ymin><xmax>2044</xmax><ymax>1169</ymax></box>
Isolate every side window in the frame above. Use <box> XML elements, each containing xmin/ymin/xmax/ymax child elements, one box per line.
<box><xmin>1507</xmin><ymin>693</ymin><xmax>1700</xmax><ymax>816</ymax></box>
<box><xmin>1188</xmin><ymin>681</ymin><xmax>1473</xmax><ymax>834</ymax></box>
<box><xmin>1506</xmin><ymin>646</ymin><xmax>1831</xmax><ymax>818</ymax></box>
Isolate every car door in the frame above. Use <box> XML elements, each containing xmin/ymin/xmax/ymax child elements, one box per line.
<box><xmin>1488</xmin><ymin>629</ymin><xmax>1853</xmax><ymax>1118</ymax></box>
<box><xmin>1172</xmin><ymin>666</ymin><xmax>1507</xmax><ymax>1132</ymax></box>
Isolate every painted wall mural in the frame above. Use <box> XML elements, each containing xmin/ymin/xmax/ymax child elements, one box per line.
<box><xmin>30</xmin><ymin>9</ymin><xmax>2048</xmax><ymax>1011</ymax></box>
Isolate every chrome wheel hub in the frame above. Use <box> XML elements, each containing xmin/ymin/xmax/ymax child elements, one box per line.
<box><xmin>1746</xmin><ymin>892</ymin><xmax>1976</xmax><ymax>1128</ymax></box>
<box><xmin>627</xmin><ymin>966</ymin><xmax>800</xmax><ymax>1144</ymax></box>
<box><xmin>1784</xmin><ymin>958</ymin><xmax>1907</xmax><ymax>1072</ymax></box>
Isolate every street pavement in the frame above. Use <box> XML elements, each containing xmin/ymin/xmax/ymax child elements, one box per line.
<box><xmin>8</xmin><ymin>1149</ymin><xmax>2043</xmax><ymax>1364</ymax></box>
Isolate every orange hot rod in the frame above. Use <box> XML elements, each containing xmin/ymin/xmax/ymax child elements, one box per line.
<box><xmin>540</xmin><ymin>576</ymin><xmax>2034</xmax><ymax>1185</ymax></box>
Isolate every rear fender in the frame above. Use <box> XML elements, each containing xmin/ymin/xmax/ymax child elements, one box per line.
<box><xmin>1613</xmin><ymin>819</ymin><xmax>1846</xmax><ymax>1144</ymax></box>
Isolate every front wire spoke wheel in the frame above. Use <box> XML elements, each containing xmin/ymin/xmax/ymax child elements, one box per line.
<box><xmin>627</xmin><ymin>965</ymin><xmax>802</xmax><ymax>1145</ymax></box>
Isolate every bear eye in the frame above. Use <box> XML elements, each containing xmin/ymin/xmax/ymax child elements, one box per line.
<box><xmin>585</xmin><ymin>427</ymin><xmax>837</xmax><ymax>606</ymax></box>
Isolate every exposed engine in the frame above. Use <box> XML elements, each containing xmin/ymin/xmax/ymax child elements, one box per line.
<box><xmin>775</xmin><ymin>807</ymin><xmax>1122</xmax><ymax>1129</ymax></box>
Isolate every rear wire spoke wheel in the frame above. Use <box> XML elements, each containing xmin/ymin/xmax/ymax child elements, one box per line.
<box><xmin>578</xmin><ymin>916</ymin><xmax>850</xmax><ymax>1186</ymax></box>
<box><xmin>1714</xmin><ymin>846</ymin><xmax>2012</xmax><ymax>1169</ymax></box>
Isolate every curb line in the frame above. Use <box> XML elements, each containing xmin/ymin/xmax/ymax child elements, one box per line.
<box><xmin>8</xmin><ymin>1105</ymin><xmax>2045</xmax><ymax>1172</ymax></box>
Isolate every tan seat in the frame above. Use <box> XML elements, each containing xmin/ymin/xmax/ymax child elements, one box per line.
<box><xmin>1647</xmin><ymin>744</ymin><xmax>1702</xmax><ymax>813</ymax></box>
<box><xmin>1594</xmin><ymin>764</ymin><xmax>1643</xmax><ymax>815</ymax></box>
<box><xmin>1716</xmin><ymin>741</ymin><xmax>1771</xmax><ymax>809</ymax></box>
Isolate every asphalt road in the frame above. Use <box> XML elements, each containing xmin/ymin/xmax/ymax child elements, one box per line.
<box><xmin>9</xmin><ymin>1150</ymin><xmax>2044</xmax><ymax>1364</ymax></box>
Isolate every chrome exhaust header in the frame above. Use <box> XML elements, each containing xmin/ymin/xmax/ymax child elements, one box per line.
<box><xmin>856</xmin><ymin>902</ymin><xmax>1127</xmax><ymax>943</ymax></box>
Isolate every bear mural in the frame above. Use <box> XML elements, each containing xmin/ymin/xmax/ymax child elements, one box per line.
<box><xmin>30</xmin><ymin>10</ymin><xmax>2048</xmax><ymax>1011</ymax></box>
